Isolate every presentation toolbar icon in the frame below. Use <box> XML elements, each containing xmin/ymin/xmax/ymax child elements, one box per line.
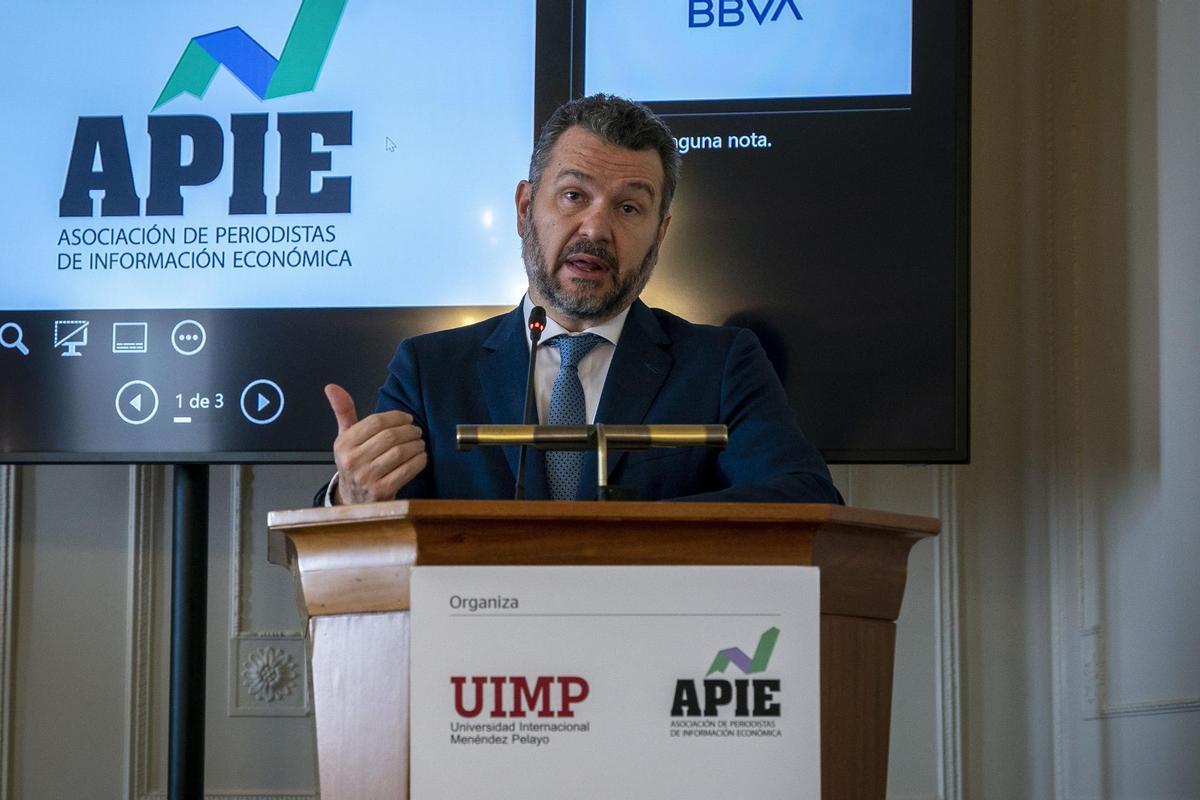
<box><xmin>240</xmin><ymin>379</ymin><xmax>284</xmax><ymax>425</ymax></box>
<box><xmin>115</xmin><ymin>380</ymin><xmax>160</xmax><ymax>425</ymax></box>
<box><xmin>0</xmin><ymin>322</ymin><xmax>29</xmax><ymax>355</ymax></box>
<box><xmin>113</xmin><ymin>322</ymin><xmax>149</xmax><ymax>353</ymax></box>
<box><xmin>172</xmin><ymin>320</ymin><xmax>206</xmax><ymax>355</ymax></box>
<box><xmin>54</xmin><ymin>319</ymin><xmax>89</xmax><ymax>357</ymax></box>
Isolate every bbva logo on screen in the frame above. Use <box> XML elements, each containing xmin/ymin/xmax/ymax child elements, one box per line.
<box><xmin>58</xmin><ymin>0</ymin><xmax>351</xmax><ymax>219</ymax></box>
<box><xmin>688</xmin><ymin>0</ymin><xmax>803</xmax><ymax>28</ymax></box>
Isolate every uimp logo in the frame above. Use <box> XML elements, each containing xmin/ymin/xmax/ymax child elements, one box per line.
<box><xmin>451</xmin><ymin>676</ymin><xmax>590</xmax><ymax>719</ymax></box>
<box><xmin>671</xmin><ymin>627</ymin><xmax>782</xmax><ymax>717</ymax></box>
<box><xmin>155</xmin><ymin>0</ymin><xmax>348</xmax><ymax>109</ymax></box>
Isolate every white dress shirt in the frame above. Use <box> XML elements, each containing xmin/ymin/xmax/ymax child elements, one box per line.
<box><xmin>523</xmin><ymin>294</ymin><xmax>628</xmax><ymax>425</ymax></box>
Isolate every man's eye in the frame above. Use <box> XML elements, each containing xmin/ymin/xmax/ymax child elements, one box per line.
<box><xmin>620</xmin><ymin>204</ymin><xmax>640</xmax><ymax>216</ymax></box>
<box><xmin>562</xmin><ymin>191</ymin><xmax>582</xmax><ymax>202</ymax></box>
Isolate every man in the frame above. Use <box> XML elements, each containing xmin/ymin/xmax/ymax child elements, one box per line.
<box><xmin>320</xmin><ymin>94</ymin><xmax>839</xmax><ymax>504</ymax></box>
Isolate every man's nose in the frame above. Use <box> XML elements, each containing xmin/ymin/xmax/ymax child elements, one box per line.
<box><xmin>576</xmin><ymin>202</ymin><xmax>614</xmax><ymax>244</ymax></box>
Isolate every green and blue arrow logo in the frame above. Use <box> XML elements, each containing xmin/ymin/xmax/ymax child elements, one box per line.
<box><xmin>154</xmin><ymin>0</ymin><xmax>347</xmax><ymax>110</ymax></box>
<box><xmin>706</xmin><ymin>627</ymin><xmax>780</xmax><ymax>676</ymax></box>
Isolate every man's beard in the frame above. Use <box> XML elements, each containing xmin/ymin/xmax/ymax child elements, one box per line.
<box><xmin>522</xmin><ymin>214</ymin><xmax>658</xmax><ymax>322</ymax></box>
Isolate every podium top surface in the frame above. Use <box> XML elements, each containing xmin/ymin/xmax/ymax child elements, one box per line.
<box><xmin>269</xmin><ymin>499</ymin><xmax>939</xmax><ymax>536</ymax></box>
<box><xmin>267</xmin><ymin>501</ymin><xmax>938</xmax><ymax>620</ymax></box>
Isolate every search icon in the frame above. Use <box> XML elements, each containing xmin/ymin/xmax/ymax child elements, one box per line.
<box><xmin>0</xmin><ymin>322</ymin><xmax>29</xmax><ymax>355</ymax></box>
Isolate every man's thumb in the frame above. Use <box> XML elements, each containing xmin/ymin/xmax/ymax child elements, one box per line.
<box><xmin>324</xmin><ymin>384</ymin><xmax>359</xmax><ymax>433</ymax></box>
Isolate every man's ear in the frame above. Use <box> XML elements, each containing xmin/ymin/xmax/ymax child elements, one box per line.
<box><xmin>515</xmin><ymin>180</ymin><xmax>533</xmax><ymax>236</ymax></box>
<box><xmin>656</xmin><ymin>211</ymin><xmax>672</xmax><ymax>245</ymax></box>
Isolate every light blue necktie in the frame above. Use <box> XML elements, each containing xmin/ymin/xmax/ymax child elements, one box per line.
<box><xmin>545</xmin><ymin>333</ymin><xmax>604</xmax><ymax>500</ymax></box>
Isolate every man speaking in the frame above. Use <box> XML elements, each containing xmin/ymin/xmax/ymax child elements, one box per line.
<box><xmin>320</xmin><ymin>94</ymin><xmax>839</xmax><ymax>504</ymax></box>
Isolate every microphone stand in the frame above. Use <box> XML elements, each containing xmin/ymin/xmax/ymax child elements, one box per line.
<box><xmin>514</xmin><ymin>306</ymin><xmax>546</xmax><ymax>499</ymax></box>
<box><xmin>460</xmin><ymin>423</ymin><xmax>729</xmax><ymax>502</ymax></box>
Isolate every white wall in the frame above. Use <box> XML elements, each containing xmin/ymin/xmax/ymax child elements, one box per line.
<box><xmin>2</xmin><ymin>1</ymin><xmax>1197</xmax><ymax>797</ymax></box>
<box><xmin>1045</xmin><ymin>0</ymin><xmax>1200</xmax><ymax>796</ymax></box>
<box><xmin>961</xmin><ymin>0</ymin><xmax>1200</xmax><ymax>796</ymax></box>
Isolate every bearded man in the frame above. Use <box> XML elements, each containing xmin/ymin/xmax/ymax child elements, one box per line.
<box><xmin>318</xmin><ymin>94</ymin><xmax>839</xmax><ymax>504</ymax></box>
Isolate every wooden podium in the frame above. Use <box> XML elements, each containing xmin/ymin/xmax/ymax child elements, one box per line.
<box><xmin>268</xmin><ymin>500</ymin><xmax>938</xmax><ymax>799</ymax></box>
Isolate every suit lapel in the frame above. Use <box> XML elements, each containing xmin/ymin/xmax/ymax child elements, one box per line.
<box><xmin>477</xmin><ymin>305</ymin><xmax>551</xmax><ymax>499</ymax></box>
<box><xmin>579</xmin><ymin>301</ymin><xmax>672</xmax><ymax>498</ymax></box>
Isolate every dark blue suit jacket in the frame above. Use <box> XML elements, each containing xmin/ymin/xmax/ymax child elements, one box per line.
<box><xmin>373</xmin><ymin>300</ymin><xmax>840</xmax><ymax>503</ymax></box>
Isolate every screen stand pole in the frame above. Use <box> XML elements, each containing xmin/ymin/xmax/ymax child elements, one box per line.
<box><xmin>169</xmin><ymin>463</ymin><xmax>209</xmax><ymax>800</ymax></box>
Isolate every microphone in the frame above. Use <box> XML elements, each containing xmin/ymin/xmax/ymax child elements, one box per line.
<box><xmin>514</xmin><ymin>306</ymin><xmax>547</xmax><ymax>499</ymax></box>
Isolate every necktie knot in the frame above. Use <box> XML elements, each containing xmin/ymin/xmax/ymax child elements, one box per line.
<box><xmin>548</xmin><ymin>333</ymin><xmax>604</xmax><ymax>370</ymax></box>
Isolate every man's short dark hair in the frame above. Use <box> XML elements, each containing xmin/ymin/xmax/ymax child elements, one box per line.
<box><xmin>528</xmin><ymin>94</ymin><xmax>680</xmax><ymax>219</ymax></box>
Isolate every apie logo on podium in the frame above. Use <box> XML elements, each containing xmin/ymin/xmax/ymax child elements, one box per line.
<box><xmin>671</xmin><ymin>627</ymin><xmax>783</xmax><ymax>723</ymax></box>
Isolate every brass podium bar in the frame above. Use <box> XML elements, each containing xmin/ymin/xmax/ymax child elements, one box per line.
<box><xmin>268</xmin><ymin>500</ymin><xmax>938</xmax><ymax>799</ymax></box>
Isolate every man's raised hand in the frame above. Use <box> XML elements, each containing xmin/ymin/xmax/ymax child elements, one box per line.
<box><xmin>325</xmin><ymin>383</ymin><xmax>427</xmax><ymax>504</ymax></box>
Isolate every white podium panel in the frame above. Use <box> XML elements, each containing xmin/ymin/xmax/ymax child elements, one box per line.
<box><xmin>411</xmin><ymin>566</ymin><xmax>820</xmax><ymax>798</ymax></box>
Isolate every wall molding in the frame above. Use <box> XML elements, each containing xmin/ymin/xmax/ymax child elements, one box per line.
<box><xmin>1043</xmin><ymin>2</ymin><xmax>1073</xmax><ymax>796</ymax></box>
<box><xmin>230</xmin><ymin>466</ymin><xmax>303</xmax><ymax>639</ymax></box>
<box><xmin>228</xmin><ymin>467</ymin><xmax>308</xmax><ymax>719</ymax></box>
<box><xmin>0</xmin><ymin>465</ymin><xmax>17</xmax><ymax>800</ymax></box>
<box><xmin>231</xmin><ymin>465</ymin><xmax>252</xmax><ymax>637</ymax></box>
<box><xmin>1081</xmin><ymin>615</ymin><xmax>1200</xmax><ymax>717</ymax></box>
<box><xmin>935</xmin><ymin>466</ymin><xmax>963</xmax><ymax>800</ymax></box>
<box><xmin>1099</xmin><ymin>697</ymin><xmax>1200</xmax><ymax>719</ymax></box>
<box><xmin>127</xmin><ymin>465</ymin><xmax>161</xmax><ymax>800</ymax></box>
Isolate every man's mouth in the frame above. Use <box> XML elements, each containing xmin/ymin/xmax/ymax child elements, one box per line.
<box><xmin>557</xmin><ymin>239</ymin><xmax>618</xmax><ymax>280</ymax></box>
<box><xmin>562</xmin><ymin>253</ymin><xmax>611</xmax><ymax>274</ymax></box>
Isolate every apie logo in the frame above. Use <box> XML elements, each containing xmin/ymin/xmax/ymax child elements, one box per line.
<box><xmin>155</xmin><ymin>0</ymin><xmax>347</xmax><ymax>109</ymax></box>
<box><xmin>688</xmin><ymin>0</ymin><xmax>803</xmax><ymax>28</ymax></box>
<box><xmin>58</xmin><ymin>0</ymin><xmax>353</xmax><ymax>218</ymax></box>
<box><xmin>671</xmin><ymin>627</ymin><xmax>782</xmax><ymax>717</ymax></box>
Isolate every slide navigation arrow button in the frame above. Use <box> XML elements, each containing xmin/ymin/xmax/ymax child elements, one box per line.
<box><xmin>240</xmin><ymin>379</ymin><xmax>284</xmax><ymax>425</ymax></box>
<box><xmin>115</xmin><ymin>380</ymin><xmax>159</xmax><ymax>425</ymax></box>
